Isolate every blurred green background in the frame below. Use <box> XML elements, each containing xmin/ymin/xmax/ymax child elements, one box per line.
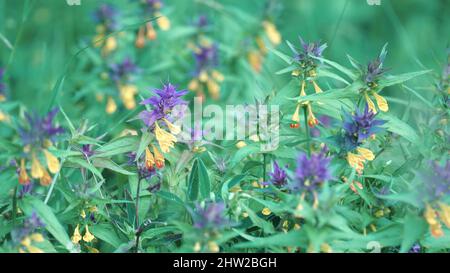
<box><xmin>0</xmin><ymin>0</ymin><xmax>449</xmax><ymax>112</ymax></box>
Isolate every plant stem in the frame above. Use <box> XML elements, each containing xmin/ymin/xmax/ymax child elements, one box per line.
<box><xmin>12</xmin><ymin>187</ymin><xmax>17</xmax><ymax>226</ymax></box>
<box><xmin>262</xmin><ymin>153</ymin><xmax>267</xmax><ymax>182</ymax></box>
<box><xmin>134</xmin><ymin>177</ymin><xmax>143</xmax><ymax>253</ymax></box>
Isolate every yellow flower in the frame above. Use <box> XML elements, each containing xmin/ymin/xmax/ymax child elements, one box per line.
<box><xmin>71</xmin><ymin>224</ymin><xmax>82</xmax><ymax>244</ymax></box>
<box><xmin>255</xmin><ymin>36</ymin><xmax>267</xmax><ymax>55</ymax></box>
<box><xmin>347</xmin><ymin>152</ymin><xmax>365</xmax><ymax>174</ymax></box>
<box><xmin>43</xmin><ymin>149</ymin><xmax>60</xmax><ymax>174</ymax></box>
<box><xmin>152</xmin><ymin>145</ymin><xmax>165</xmax><ymax>169</ymax></box>
<box><xmin>193</xmin><ymin>242</ymin><xmax>201</xmax><ymax>252</ymax></box>
<box><xmin>235</xmin><ymin>141</ymin><xmax>247</xmax><ymax>149</ymax></box>
<box><xmin>40</xmin><ymin>168</ymin><xmax>52</xmax><ymax>186</ymax></box>
<box><xmin>119</xmin><ymin>84</ymin><xmax>138</xmax><ymax>110</ymax></box>
<box><xmin>80</xmin><ymin>209</ymin><xmax>86</xmax><ymax>219</ymax></box>
<box><xmin>26</xmin><ymin>245</ymin><xmax>44</xmax><ymax>253</ymax></box>
<box><xmin>312</xmin><ymin>81</ymin><xmax>323</xmax><ymax>93</ymax></box>
<box><xmin>207</xmin><ymin>79</ymin><xmax>220</xmax><ymax>99</ymax></box>
<box><xmin>102</xmin><ymin>36</ymin><xmax>117</xmax><ymax>56</ymax></box>
<box><xmin>106</xmin><ymin>96</ymin><xmax>117</xmax><ymax>114</ymax></box>
<box><xmin>424</xmin><ymin>204</ymin><xmax>439</xmax><ymax>226</ymax></box>
<box><xmin>31</xmin><ymin>154</ymin><xmax>44</xmax><ymax>179</ymax></box>
<box><xmin>211</xmin><ymin>70</ymin><xmax>225</xmax><ymax>82</ymax></box>
<box><xmin>135</xmin><ymin>26</ymin><xmax>146</xmax><ymax>48</ymax></box>
<box><xmin>262</xmin><ymin>207</ymin><xmax>272</xmax><ymax>216</ymax></box>
<box><xmin>438</xmin><ymin>203</ymin><xmax>450</xmax><ymax>228</ymax></box>
<box><xmin>320</xmin><ymin>243</ymin><xmax>333</xmax><ymax>253</ymax></box>
<box><xmin>307</xmin><ymin>104</ymin><xmax>318</xmax><ymax>128</ymax></box>
<box><xmin>262</xmin><ymin>21</ymin><xmax>281</xmax><ymax>45</ymax></box>
<box><xmin>372</xmin><ymin>92</ymin><xmax>389</xmax><ymax>112</ymax></box>
<box><xmin>83</xmin><ymin>225</ymin><xmax>95</xmax><ymax>243</ymax></box>
<box><xmin>156</xmin><ymin>13</ymin><xmax>171</xmax><ymax>31</ymax></box>
<box><xmin>199</xmin><ymin>70</ymin><xmax>209</xmax><ymax>82</ymax></box>
<box><xmin>163</xmin><ymin>118</ymin><xmax>181</xmax><ymax>135</ymax></box>
<box><xmin>208</xmin><ymin>241</ymin><xmax>220</xmax><ymax>253</ymax></box>
<box><xmin>19</xmin><ymin>159</ymin><xmax>30</xmax><ymax>185</ymax></box>
<box><xmin>188</xmin><ymin>79</ymin><xmax>199</xmax><ymax>92</ymax></box>
<box><xmin>248</xmin><ymin>50</ymin><xmax>263</xmax><ymax>73</ymax></box>
<box><xmin>145</xmin><ymin>147</ymin><xmax>155</xmax><ymax>170</ymax></box>
<box><xmin>364</xmin><ymin>93</ymin><xmax>377</xmax><ymax>114</ymax></box>
<box><xmin>154</xmin><ymin>122</ymin><xmax>177</xmax><ymax>153</ymax></box>
<box><xmin>30</xmin><ymin>233</ymin><xmax>44</xmax><ymax>243</ymax></box>
<box><xmin>356</xmin><ymin>147</ymin><xmax>375</xmax><ymax>161</ymax></box>
<box><xmin>146</xmin><ymin>22</ymin><xmax>157</xmax><ymax>40</ymax></box>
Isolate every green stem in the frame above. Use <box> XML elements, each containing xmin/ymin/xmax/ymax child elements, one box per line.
<box><xmin>12</xmin><ymin>186</ymin><xmax>17</xmax><ymax>226</ymax></box>
<box><xmin>262</xmin><ymin>153</ymin><xmax>267</xmax><ymax>182</ymax></box>
<box><xmin>134</xmin><ymin>178</ymin><xmax>143</xmax><ymax>253</ymax></box>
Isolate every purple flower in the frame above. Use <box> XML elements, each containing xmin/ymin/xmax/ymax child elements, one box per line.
<box><xmin>139</xmin><ymin>83</ymin><xmax>187</xmax><ymax>128</ymax></box>
<box><xmin>311</xmin><ymin>115</ymin><xmax>332</xmax><ymax>137</ymax></box>
<box><xmin>193</xmin><ymin>43</ymin><xmax>219</xmax><ymax>76</ymax></box>
<box><xmin>364</xmin><ymin>45</ymin><xmax>388</xmax><ymax>84</ymax></box>
<box><xmin>19</xmin><ymin>183</ymin><xmax>34</xmax><ymax>198</ymax></box>
<box><xmin>140</xmin><ymin>0</ymin><xmax>163</xmax><ymax>14</ymax></box>
<box><xmin>341</xmin><ymin>104</ymin><xmax>385</xmax><ymax>151</ymax></box>
<box><xmin>292</xmin><ymin>149</ymin><xmax>332</xmax><ymax>193</ymax></box>
<box><xmin>11</xmin><ymin>212</ymin><xmax>45</xmax><ymax>244</ymax></box>
<box><xmin>292</xmin><ymin>36</ymin><xmax>327</xmax><ymax>63</ymax></box>
<box><xmin>18</xmin><ymin>108</ymin><xmax>64</xmax><ymax>147</ymax></box>
<box><xmin>266</xmin><ymin>161</ymin><xmax>288</xmax><ymax>187</ymax></box>
<box><xmin>409</xmin><ymin>243</ymin><xmax>421</xmax><ymax>253</ymax></box>
<box><xmin>195</xmin><ymin>15</ymin><xmax>209</xmax><ymax>29</ymax></box>
<box><xmin>93</xmin><ymin>4</ymin><xmax>119</xmax><ymax>32</ymax></box>
<box><xmin>82</xmin><ymin>144</ymin><xmax>95</xmax><ymax>158</ymax></box>
<box><xmin>109</xmin><ymin>58</ymin><xmax>139</xmax><ymax>82</ymax></box>
<box><xmin>126</xmin><ymin>152</ymin><xmax>157</xmax><ymax>181</ymax></box>
<box><xmin>193</xmin><ymin>202</ymin><xmax>230</xmax><ymax>230</ymax></box>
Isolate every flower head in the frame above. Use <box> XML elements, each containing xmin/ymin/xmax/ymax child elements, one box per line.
<box><xmin>292</xmin><ymin>148</ymin><xmax>332</xmax><ymax>193</ymax></box>
<box><xmin>341</xmin><ymin>104</ymin><xmax>385</xmax><ymax>151</ymax></box>
<box><xmin>292</xmin><ymin>36</ymin><xmax>327</xmax><ymax>64</ymax></box>
<box><xmin>93</xmin><ymin>4</ymin><xmax>119</xmax><ymax>33</ymax></box>
<box><xmin>266</xmin><ymin>161</ymin><xmax>288</xmax><ymax>187</ymax></box>
<box><xmin>364</xmin><ymin>45</ymin><xmax>388</xmax><ymax>85</ymax></box>
<box><xmin>109</xmin><ymin>57</ymin><xmax>139</xmax><ymax>82</ymax></box>
<box><xmin>18</xmin><ymin>108</ymin><xmax>64</xmax><ymax>148</ymax></box>
<box><xmin>193</xmin><ymin>202</ymin><xmax>230</xmax><ymax>230</ymax></box>
<box><xmin>139</xmin><ymin>83</ymin><xmax>187</xmax><ymax>128</ymax></box>
<box><xmin>193</xmin><ymin>43</ymin><xmax>219</xmax><ymax>76</ymax></box>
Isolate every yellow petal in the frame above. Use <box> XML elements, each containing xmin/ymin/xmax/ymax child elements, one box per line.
<box><xmin>235</xmin><ymin>141</ymin><xmax>247</xmax><ymax>149</ymax></box>
<box><xmin>40</xmin><ymin>168</ymin><xmax>52</xmax><ymax>187</ymax></box>
<box><xmin>152</xmin><ymin>145</ymin><xmax>165</xmax><ymax>169</ymax></box>
<box><xmin>248</xmin><ymin>51</ymin><xmax>262</xmax><ymax>73</ymax></box>
<box><xmin>307</xmin><ymin>104</ymin><xmax>318</xmax><ymax>128</ymax></box>
<box><xmin>21</xmin><ymin>236</ymin><xmax>31</xmax><ymax>247</ymax></box>
<box><xmin>154</xmin><ymin>122</ymin><xmax>177</xmax><ymax>153</ymax></box>
<box><xmin>365</xmin><ymin>93</ymin><xmax>377</xmax><ymax>114</ymax></box>
<box><xmin>30</xmin><ymin>233</ymin><xmax>44</xmax><ymax>243</ymax></box>
<box><xmin>291</xmin><ymin>104</ymin><xmax>301</xmax><ymax>123</ymax></box>
<box><xmin>207</xmin><ymin>79</ymin><xmax>220</xmax><ymax>99</ymax></box>
<box><xmin>300</xmin><ymin>80</ymin><xmax>307</xmax><ymax>97</ymax></box>
<box><xmin>211</xmin><ymin>70</ymin><xmax>225</xmax><ymax>82</ymax></box>
<box><xmin>347</xmin><ymin>152</ymin><xmax>365</xmax><ymax>173</ymax></box>
<box><xmin>103</xmin><ymin>36</ymin><xmax>117</xmax><ymax>54</ymax></box>
<box><xmin>424</xmin><ymin>204</ymin><xmax>439</xmax><ymax>226</ymax></box>
<box><xmin>163</xmin><ymin>118</ymin><xmax>181</xmax><ymax>135</ymax></box>
<box><xmin>199</xmin><ymin>70</ymin><xmax>209</xmax><ymax>82</ymax></box>
<box><xmin>80</xmin><ymin>209</ymin><xmax>86</xmax><ymax>219</ymax></box>
<box><xmin>145</xmin><ymin>147</ymin><xmax>155</xmax><ymax>170</ymax></box>
<box><xmin>356</xmin><ymin>147</ymin><xmax>375</xmax><ymax>161</ymax></box>
<box><xmin>262</xmin><ymin>207</ymin><xmax>272</xmax><ymax>216</ymax></box>
<box><xmin>106</xmin><ymin>96</ymin><xmax>117</xmax><ymax>114</ymax></box>
<box><xmin>255</xmin><ymin>36</ymin><xmax>267</xmax><ymax>55</ymax></box>
<box><xmin>43</xmin><ymin>149</ymin><xmax>60</xmax><ymax>174</ymax></box>
<box><xmin>438</xmin><ymin>203</ymin><xmax>450</xmax><ymax>228</ymax></box>
<box><xmin>208</xmin><ymin>241</ymin><xmax>220</xmax><ymax>253</ymax></box>
<box><xmin>312</xmin><ymin>81</ymin><xmax>323</xmax><ymax>93</ymax></box>
<box><xmin>262</xmin><ymin>21</ymin><xmax>281</xmax><ymax>45</ymax></box>
<box><xmin>83</xmin><ymin>225</ymin><xmax>95</xmax><ymax>243</ymax></box>
<box><xmin>146</xmin><ymin>22</ymin><xmax>157</xmax><ymax>40</ymax></box>
<box><xmin>430</xmin><ymin>223</ymin><xmax>444</xmax><ymax>238</ymax></box>
<box><xmin>156</xmin><ymin>14</ymin><xmax>171</xmax><ymax>31</ymax></box>
<box><xmin>71</xmin><ymin>225</ymin><xmax>82</xmax><ymax>244</ymax></box>
<box><xmin>188</xmin><ymin>79</ymin><xmax>199</xmax><ymax>91</ymax></box>
<box><xmin>373</xmin><ymin>92</ymin><xmax>389</xmax><ymax>112</ymax></box>
<box><xmin>19</xmin><ymin>159</ymin><xmax>30</xmax><ymax>185</ymax></box>
<box><xmin>31</xmin><ymin>154</ymin><xmax>44</xmax><ymax>179</ymax></box>
<box><xmin>26</xmin><ymin>245</ymin><xmax>44</xmax><ymax>253</ymax></box>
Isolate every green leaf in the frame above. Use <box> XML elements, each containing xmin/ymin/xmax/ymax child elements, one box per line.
<box><xmin>92</xmin><ymin>158</ymin><xmax>134</xmax><ymax>176</ymax></box>
<box><xmin>378</xmin><ymin>70</ymin><xmax>431</xmax><ymax>88</ymax></box>
<box><xmin>187</xmin><ymin>158</ymin><xmax>211</xmax><ymax>201</ymax></box>
<box><xmin>400</xmin><ymin>214</ymin><xmax>427</xmax><ymax>253</ymax></box>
